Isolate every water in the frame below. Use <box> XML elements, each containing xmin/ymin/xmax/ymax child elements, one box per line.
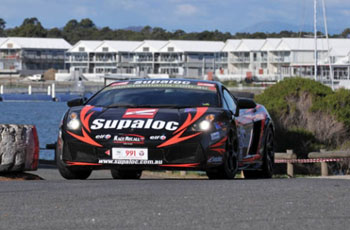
<box><xmin>0</xmin><ymin>102</ymin><xmax>68</xmax><ymax>160</ymax></box>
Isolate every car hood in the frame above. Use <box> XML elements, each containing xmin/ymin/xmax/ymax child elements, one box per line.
<box><xmin>65</xmin><ymin>105</ymin><xmax>224</xmax><ymax>147</ymax></box>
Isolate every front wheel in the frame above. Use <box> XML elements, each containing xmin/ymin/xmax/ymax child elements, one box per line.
<box><xmin>111</xmin><ymin>169</ymin><xmax>142</xmax><ymax>179</ymax></box>
<box><xmin>206</xmin><ymin>135</ymin><xmax>238</xmax><ymax>179</ymax></box>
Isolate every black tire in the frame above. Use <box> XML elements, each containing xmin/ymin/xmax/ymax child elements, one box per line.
<box><xmin>206</xmin><ymin>134</ymin><xmax>238</xmax><ymax>180</ymax></box>
<box><xmin>56</xmin><ymin>142</ymin><xmax>92</xmax><ymax>180</ymax></box>
<box><xmin>111</xmin><ymin>169</ymin><xmax>142</xmax><ymax>179</ymax></box>
<box><xmin>244</xmin><ymin>127</ymin><xmax>274</xmax><ymax>179</ymax></box>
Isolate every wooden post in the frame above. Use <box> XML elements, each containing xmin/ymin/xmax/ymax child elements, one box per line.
<box><xmin>286</xmin><ymin>149</ymin><xmax>294</xmax><ymax>178</ymax></box>
<box><xmin>321</xmin><ymin>162</ymin><xmax>328</xmax><ymax>176</ymax></box>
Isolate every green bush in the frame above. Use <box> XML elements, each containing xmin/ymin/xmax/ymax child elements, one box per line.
<box><xmin>312</xmin><ymin>88</ymin><xmax>350</xmax><ymax>126</ymax></box>
<box><xmin>254</xmin><ymin>77</ymin><xmax>350</xmax><ymax>156</ymax></box>
<box><xmin>255</xmin><ymin>77</ymin><xmax>332</xmax><ymax>116</ymax></box>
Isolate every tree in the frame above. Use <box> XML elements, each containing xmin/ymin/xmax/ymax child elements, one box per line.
<box><xmin>47</xmin><ymin>27</ymin><xmax>62</xmax><ymax>38</ymax></box>
<box><xmin>79</xmin><ymin>18</ymin><xmax>95</xmax><ymax>29</ymax></box>
<box><xmin>341</xmin><ymin>28</ymin><xmax>350</xmax><ymax>38</ymax></box>
<box><xmin>0</xmin><ymin>18</ymin><xmax>6</xmax><ymax>36</ymax></box>
<box><xmin>8</xmin><ymin>17</ymin><xmax>47</xmax><ymax>37</ymax></box>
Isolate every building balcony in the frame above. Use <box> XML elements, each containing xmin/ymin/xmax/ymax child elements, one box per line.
<box><xmin>230</xmin><ymin>57</ymin><xmax>251</xmax><ymax>63</ymax></box>
<box><xmin>269</xmin><ymin>57</ymin><xmax>291</xmax><ymax>63</ymax></box>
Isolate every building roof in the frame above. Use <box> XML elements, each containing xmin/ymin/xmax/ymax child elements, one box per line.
<box><xmin>0</xmin><ymin>37</ymin><xmax>71</xmax><ymax>50</ymax></box>
<box><xmin>159</xmin><ymin>40</ymin><xmax>225</xmax><ymax>53</ymax></box>
<box><xmin>68</xmin><ymin>40</ymin><xmax>103</xmax><ymax>52</ymax></box>
<box><xmin>221</xmin><ymin>39</ymin><xmax>242</xmax><ymax>52</ymax></box>
<box><xmin>275</xmin><ymin>38</ymin><xmax>331</xmax><ymax>51</ymax></box>
<box><xmin>235</xmin><ymin>39</ymin><xmax>266</xmax><ymax>52</ymax></box>
<box><xmin>0</xmin><ymin>37</ymin><xmax>7</xmax><ymax>46</ymax></box>
<box><xmin>328</xmin><ymin>39</ymin><xmax>350</xmax><ymax>57</ymax></box>
<box><xmin>134</xmin><ymin>40</ymin><xmax>169</xmax><ymax>52</ymax></box>
<box><xmin>95</xmin><ymin>40</ymin><xmax>142</xmax><ymax>52</ymax></box>
<box><xmin>260</xmin><ymin>38</ymin><xmax>282</xmax><ymax>51</ymax></box>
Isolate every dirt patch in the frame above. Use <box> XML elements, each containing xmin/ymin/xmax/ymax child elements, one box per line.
<box><xmin>0</xmin><ymin>172</ymin><xmax>43</xmax><ymax>181</ymax></box>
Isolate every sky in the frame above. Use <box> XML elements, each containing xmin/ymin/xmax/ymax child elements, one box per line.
<box><xmin>0</xmin><ymin>0</ymin><xmax>350</xmax><ymax>33</ymax></box>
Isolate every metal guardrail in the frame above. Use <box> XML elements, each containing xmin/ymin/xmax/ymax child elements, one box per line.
<box><xmin>275</xmin><ymin>149</ymin><xmax>350</xmax><ymax>177</ymax></box>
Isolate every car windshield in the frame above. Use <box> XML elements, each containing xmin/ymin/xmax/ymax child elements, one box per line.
<box><xmin>87</xmin><ymin>86</ymin><xmax>219</xmax><ymax>108</ymax></box>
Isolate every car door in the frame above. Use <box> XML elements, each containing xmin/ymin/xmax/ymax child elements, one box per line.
<box><xmin>222</xmin><ymin>88</ymin><xmax>253</xmax><ymax>160</ymax></box>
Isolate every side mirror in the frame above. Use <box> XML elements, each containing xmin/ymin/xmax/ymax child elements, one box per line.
<box><xmin>67</xmin><ymin>98</ymin><xmax>84</xmax><ymax>107</ymax></box>
<box><xmin>235</xmin><ymin>98</ymin><xmax>257</xmax><ymax>116</ymax></box>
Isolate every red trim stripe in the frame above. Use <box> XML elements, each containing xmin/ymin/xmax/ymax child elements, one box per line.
<box><xmin>65</xmin><ymin>161</ymin><xmax>102</xmax><ymax>166</ymax></box>
<box><xmin>159</xmin><ymin>163</ymin><xmax>200</xmax><ymax>168</ymax></box>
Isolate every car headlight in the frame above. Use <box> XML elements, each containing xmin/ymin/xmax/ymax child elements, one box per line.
<box><xmin>67</xmin><ymin>112</ymin><xmax>81</xmax><ymax>130</ymax></box>
<box><xmin>191</xmin><ymin>114</ymin><xmax>215</xmax><ymax>131</ymax></box>
<box><xmin>199</xmin><ymin>120</ymin><xmax>211</xmax><ymax>131</ymax></box>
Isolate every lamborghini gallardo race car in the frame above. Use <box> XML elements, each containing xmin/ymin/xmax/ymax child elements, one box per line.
<box><xmin>56</xmin><ymin>79</ymin><xmax>275</xmax><ymax>180</ymax></box>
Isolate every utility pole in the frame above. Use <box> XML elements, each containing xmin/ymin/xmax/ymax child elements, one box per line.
<box><xmin>321</xmin><ymin>0</ymin><xmax>334</xmax><ymax>90</ymax></box>
<box><xmin>314</xmin><ymin>0</ymin><xmax>318</xmax><ymax>81</ymax></box>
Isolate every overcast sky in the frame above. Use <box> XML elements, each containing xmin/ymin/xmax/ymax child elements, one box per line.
<box><xmin>1</xmin><ymin>0</ymin><xmax>349</xmax><ymax>33</ymax></box>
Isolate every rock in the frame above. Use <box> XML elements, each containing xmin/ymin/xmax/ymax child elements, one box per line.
<box><xmin>0</xmin><ymin>124</ymin><xmax>39</xmax><ymax>172</ymax></box>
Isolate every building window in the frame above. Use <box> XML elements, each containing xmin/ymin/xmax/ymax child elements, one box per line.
<box><xmin>143</xmin><ymin>47</ymin><xmax>149</xmax><ymax>52</ymax></box>
<box><xmin>168</xmin><ymin>47</ymin><xmax>174</xmax><ymax>52</ymax></box>
<box><xmin>7</xmin><ymin>43</ymin><xmax>13</xmax><ymax>48</ymax></box>
<box><xmin>79</xmin><ymin>47</ymin><xmax>85</xmax><ymax>52</ymax></box>
<box><xmin>102</xmin><ymin>47</ymin><xmax>108</xmax><ymax>52</ymax></box>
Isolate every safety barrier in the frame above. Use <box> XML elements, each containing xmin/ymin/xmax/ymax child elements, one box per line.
<box><xmin>275</xmin><ymin>149</ymin><xmax>350</xmax><ymax>177</ymax></box>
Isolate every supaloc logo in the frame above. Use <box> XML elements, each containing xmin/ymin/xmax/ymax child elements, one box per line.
<box><xmin>67</xmin><ymin>106</ymin><xmax>102</xmax><ymax>147</ymax></box>
<box><xmin>157</xmin><ymin>107</ymin><xmax>208</xmax><ymax>148</ymax></box>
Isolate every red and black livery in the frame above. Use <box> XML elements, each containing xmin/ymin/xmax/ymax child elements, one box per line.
<box><xmin>56</xmin><ymin>79</ymin><xmax>274</xmax><ymax>179</ymax></box>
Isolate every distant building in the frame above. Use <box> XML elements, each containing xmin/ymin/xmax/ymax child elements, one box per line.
<box><xmin>132</xmin><ymin>40</ymin><xmax>169</xmax><ymax>77</ymax></box>
<box><xmin>0</xmin><ymin>37</ymin><xmax>71</xmax><ymax>76</ymax></box>
<box><xmin>158</xmin><ymin>40</ymin><xmax>226</xmax><ymax>78</ymax></box>
<box><xmin>64</xmin><ymin>40</ymin><xmax>103</xmax><ymax>74</ymax></box>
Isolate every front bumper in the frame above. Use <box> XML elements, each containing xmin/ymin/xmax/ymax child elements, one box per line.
<box><xmin>59</xmin><ymin>129</ymin><xmax>227</xmax><ymax>171</ymax></box>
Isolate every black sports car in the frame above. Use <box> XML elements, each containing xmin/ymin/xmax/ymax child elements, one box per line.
<box><xmin>56</xmin><ymin>79</ymin><xmax>274</xmax><ymax>179</ymax></box>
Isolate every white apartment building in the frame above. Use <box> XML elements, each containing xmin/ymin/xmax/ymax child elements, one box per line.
<box><xmin>0</xmin><ymin>37</ymin><xmax>71</xmax><ymax>76</ymax></box>
<box><xmin>158</xmin><ymin>40</ymin><xmax>226</xmax><ymax>78</ymax></box>
<box><xmin>60</xmin><ymin>38</ymin><xmax>350</xmax><ymax>83</ymax></box>
<box><xmin>132</xmin><ymin>40</ymin><xmax>169</xmax><ymax>76</ymax></box>
<box><xmin>65</xmin><ymin>40</ymin><xmax>102</xmax><ymax>74</ymax></box>
<box><xmin>93</xmin><ymin>40</ymin><xmax>142</xmax><ymax>74</ymax></box>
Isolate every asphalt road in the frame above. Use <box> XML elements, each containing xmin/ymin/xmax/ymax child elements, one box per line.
<box><xmin>1</xmin><ymin>168</ymin><xmax>350</xmax><ymax>230</ymax></box>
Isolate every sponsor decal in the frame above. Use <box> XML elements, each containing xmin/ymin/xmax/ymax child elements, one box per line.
<box><xmin>111</xmin><ymin>81</ymin><xmax>129</xmax><ymax>86</ymax></box>
<box><xmin>150</xmin><ymin>135</ymin><xmax>167</xmax><ymax>141</ymax></box>
<box><xmin>98</xmin><ymin>159</ymin><xmax>163</xmax><ymax>165</ymax></box>
<box><xmin>95</xmin><ymin>134</ymin><xmax>112</xmax><ymax>140</ymax></box>
<box><xmin>105</xmin><ymin>150</ymin><xmax>111</xmax><ymax>156</ymax></box>
<box><xmin>134</xmin><ymin>80</ymin><xmax>191</xmax><ymax>85</ymax></box>
<box><xmin>91</xmin><ymin>107</ymin><xmax>103</xmax><ymax>112</ymax></box>
<box><xmin>208</xmin><ymin>156</ymin><xmax>223</xmax><ymax>163</ymax></box>
<box><xmin>114</xmin><ymin>134</ymin><xmax>145</xmax><ymax>145</ymax></box>
<box><xmin>90</xmin><ymin>119</ymin><xmax>179</xmax><ymax>131</ymax></box>
<box><xmin>184</xmin><ymin>108</ymin><xmax>197</xmax><ymax>113</ymax></box>
<box><xmin>210</xmin><ymin>131</ymin><xmax>220</xmax><ymax>141</ymax></box>
<box><xmin>123</xmin><ymin>108</ymin><xmax>158</xmax><ymax>119</ymax></box>
<box><xmin>197</xmin><ymin>82</ymin><xmax>216</xmax><ymax>91</ymax></box>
